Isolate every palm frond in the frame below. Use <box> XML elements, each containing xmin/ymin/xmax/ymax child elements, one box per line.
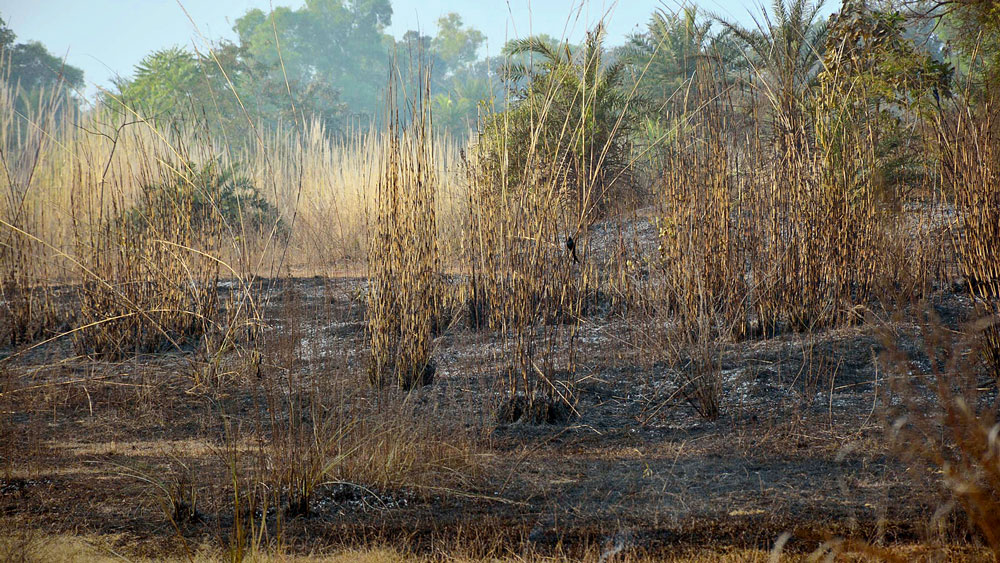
<box><xmin>504</xmin><ymin>37</ymin><xmax>560</xmax><ymax>64</ymax></box>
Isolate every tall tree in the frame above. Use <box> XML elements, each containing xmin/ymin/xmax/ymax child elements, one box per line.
<box><xmin>0</xmin><ymin>15</ymin><xmax>84</xmax><ymax>94</ymax></box>
<box><xmin>431</xmin><ymin>13</ymin><xmax>485</xmax><ymax>74</ymax></box>
<box><xmin>116</xmin><ymin>47</ymin><xmax>203</xmax><ymax>119</ymax></box>
<box><xmin>0</xmin><ymin>15</ymin><xmax>14</xmax><ymax>53</ymax></box>
<box><xmin>234</xmin><ymin>0</ymin><xmax>393</xmax><ymax>116</ymax></box>
<box><xmin>715</xmin><ymin>0</ymin><xmax>829</xmax><ymax>146</ymax></box>
<box><xmin>0</xmin><ymin>13</ymin><xmax>84</xmax><ymax>132</ymax></box>
<box><xmin>910</xmin><ymin>0</ymin><xmax>1000</xmax><ymax>93</ymax></box>
<box><xmin>110</xmin><ymin>41</ymin><xmax>345</xmax><ymax>135</ymax></box>
<box><xmin>622</xmin><ymin>7</ymin><xmax>713</xmax><ymax>114</ymax></box>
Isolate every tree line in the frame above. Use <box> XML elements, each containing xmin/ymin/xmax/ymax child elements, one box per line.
<box><xmin>2</xmin><ymin>0</ymin><xmax>997</xmax><ymax>146</ymax></box>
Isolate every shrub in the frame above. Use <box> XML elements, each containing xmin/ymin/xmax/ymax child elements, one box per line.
<box><xmin>476</xmin><ymin>25</ymin><xmax>640</xmax><ymax>225</ymax></box>
<box><xmin>940</xmin><ymin>99</ymin><xmax>1000</xmax><ymax>379</ymax></box>
<box><xmin>126</xmin><ymin>160</ymin><xmax>285</xmax><ymax>241</ymax></box>
<box><xmin>366</xmin><ymin>73</ymin><xmax>440</xmax><ymax>390</ymax></box>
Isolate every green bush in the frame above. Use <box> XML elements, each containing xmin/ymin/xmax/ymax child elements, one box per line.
<box><xmin>476</xmin><ymin>25</ymin><xmax>639</xmax><ymax>223</ymax></box>
<box><xmin>127</xmin><ymin>161</ymin><xmax>285</xmax><ymax>241</ymax></box>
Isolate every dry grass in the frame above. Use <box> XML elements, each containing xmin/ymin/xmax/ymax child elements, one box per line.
<box><xmin>1</xmin><ymin>63</ymin><xmax>481</xmax><ymax>560</ymax></box>
<box><xmin>245</xmin><ymin>123</ymin><xmax>467</xmax><ymax>273</ymax></box>
<box><xmin>648</xmin><ymin>54</ymin><xmax>909</xmax><ymax>419</ymax></box>
<box><xmin>4</xmin><ymin>11</ymin><xmax>1000</xmax><ymax>562</ymax></box>
<box><xmin>2</xmin><ymin>528</ymin><xmax>996</xmax><ymax>563</ymax></box>
<box><xmin>465</xmin><ymin>139</ymin><xmax>591</xmax><ymax>421</ymax></box>
<box><xmin>883</xmin><ymin>312</ymin><xmax>1000</xmax><ymax>560</ymax></box>
<box><xmin>0</xmin><ymin>80</ymin><xmax>467</xmax><ymax>284</ymax></box>
<box><xmin>0</xmin><ymin>83</ymin><xmax>70</xmax><ymax>348</ymax></box>
<box><xmin>463</xmin><ymin>27</ymin><xmax>647</xmax><ymax>422</ymax></box>
<box><xmin>366</xmin><ymin>70</ymin><xmax>441</xmax><ymax>390</ymax></box>
<box><xmin>939</xmin><ymin>99</ymin><xmax>1000</xmax><ymax>377</ymax></box>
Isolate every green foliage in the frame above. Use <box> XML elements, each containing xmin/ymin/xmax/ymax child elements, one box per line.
<box><xmin>394</xmin><ymin>29</ymin><xmax>449</xmax><ymax>98</ymax></box>
<box><xmin>432</xmin><ymin>71</ymin><xmax>493</xmax><ymax>136</ymax></box>
<box><xmin>0</xmin><ymin>14</ymin><xmax>83</xmax><ymax>148</ymax></box>
<box><xmin>234</xmin><ymin>0</ymin><xmax>393</xmax><ymax>116</ymax></box>
<box><xmin>0</xmin><ymin>14</ymin><xmax>84</xmax><ymax>113</ymax></box>
<box><xmin>477</xmin><ymin>26</ymin><xmax>638</xmax><ymax>221</ymax></box>
<box><xmin>0</xmin><ymin>15</ymin><xmax>14</xmax><ymax>51</ymax></box>
<box><xmin>621</xmin><ymin>7</ymin><xmax>713</xmax><ymax>114</ymax></box>
<box><xmin>4</xmin><ymin>40</ymin><xmax>84</xmax><ymax>92</ymax></box>
<box><xmin>116</xmin><ymin>47</ymin><xmax>203</xmax><ymax>118</ymax></box>
<box><xmin>127</xmin><ymin>161</ymin><xmax>284</xmax><ymax>240</ymax></box>
<box><xmin>110</xmin><ymin>38</ymin><xmax>346</xmax><ymax>134</ymax></box>
<box><xmin>929</xmin><ymin>0</ymin><xmax>1000</xmax><ymax>98</ymax></box>
<box><xmin>113</xmin><ymin>2</ymin><xmax>399</xmax><ymax>131</ymax></box>
<box><xmin>396</xmin><ymin>14</ymin><xmax>491</xmax><ymax>137</ymax></box>
<box><xmin>620</xmin><ymin>7</ymin><xmax>724</xmax><ymax>172</ymax></box>
<box><xmin>816</xmin><ymin>0</ymin><xmax>952</xmax><ymax>202</ymax></box>
<box><xmin>432</xmin><ymin>13</ymin><xmax>485</xmax><ymax>72</ymax></box>
<box><xmin>823</xmin><ymin>1</ymin><xmax>951</xmax><ymax>105</ymax></box>
<box><xmin>106</xmin><ymin>6</ymin><xmax>491</xmax><ymax>137</ymax></box>
<box><xmin>716</xmin><ymin>0</ymin><xmax>829</xmax><ymax>144</ymax></box>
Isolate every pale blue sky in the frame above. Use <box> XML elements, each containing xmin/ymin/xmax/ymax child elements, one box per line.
<box><xmin>0</xmin><ymin>0</ymin><xmax>838</xmax><ymax>100</ymax></box>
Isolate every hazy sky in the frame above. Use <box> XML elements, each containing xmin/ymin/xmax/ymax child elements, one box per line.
<box><xmin>0</xmin><ymin>0</ymin><xmax>838</xmax><ymax>100</ymax></box>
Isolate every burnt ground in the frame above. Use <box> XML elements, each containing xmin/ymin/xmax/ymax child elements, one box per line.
<box><xmin>0</xmin><ymin>270</ymin><xmax>996</xmax><ymax>560</ymax></box>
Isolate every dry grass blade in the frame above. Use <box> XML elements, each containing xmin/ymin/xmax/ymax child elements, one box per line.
<box><xmin>366</xmin><ymin>61</ymin><xmax>440</xmax><ymax>390</ymax></box>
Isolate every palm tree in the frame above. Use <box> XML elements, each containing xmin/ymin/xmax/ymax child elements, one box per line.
<box><xmin>715</xmin><ymin>0</ymin><xmax>829</xmax><ymax>147</ymax></box>
<box><xmin>432</xmin><ymin>73</ymin><xmax>494</xmax><ymax>137</ymax></box>
<box><xmin>492</xmin><ymin>25</ymin><xmax>637</xmax><ymax>220</ymax></box>
<box><xmin>621</xmin><ymin>6</ymin><xmax>714</xmax><ymax>115</ymax></box>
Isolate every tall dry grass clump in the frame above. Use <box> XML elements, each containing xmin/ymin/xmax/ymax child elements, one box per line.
<box><xmin>0</xmin><ymin>79</ymin><xmax>72</xmax><ymax>347</ymax></box>
<box><xmin>1</xmin><ymin>80</ymin><xmax>465</xmax><ymax>288</ymax></box>
<box><xmin>737</xmin><ymin>76</ymin><xmax>890</xmax><ymax>334</ymax></box>
<box><xmin>748</xmin><ymin>95</ymin><xmax>887</xmax><ymax>332</ymax></box>
<box><xmin>466</xmin><ymin>145</ymin><xmax>588</xmax><ymax>422</ymax></box>
<box><xmin>939</xmin><ymin>100</ymin><xmax>1000</xmax><ymax>377</ymax></box>
<box><xmin>466</xmin><ymin>43</ymin><xmax>630</xmax><ymax>421</ymax></box>
<box><xmin>70</xmin><ymin>158</ymin><xmax>226</xmax><ymax>361</ymax></box>
<box><xmin>462</xmin><ymin>24</ymin><xmax>651</xmax><ymax>422</ymax></box>
<box><xmin>885</xmin><ymin>315</ymin><xmax>1000</xmax><ymax>558</ymax></box>
<box><xmin>649</xmin><ymin>50</ymin><xmax>906</xmax><ymax>417</ymax></box>
<box><xmin>59</xmin><ymin>111</ymin><xmax>278</xmax><ymax>368</ymax></box>
<box><xmin>366</xmin><ymin>71</ymin><xmax>440</xmax><ymax>390</ymax></box>
<box><xmin>657</xmin><ymin>62</ymin><xmax>745</xmax><ymax>327</ymax></box>
<box><xmin>719</xmin><ymin>1</ymin><xmax>916</xmax><ymax>336</ymax></box>
<box><xmin>656</xmin><ymin>54</ymin><xmax>896</xmax><ymax>340</ymax></box>
<box><xmin>0</xmin><ymin>65</ymin><xmax>274</xmax><ymax>366</ymax></box>
<box><xmin>654</xmin><ymin>64</ymin><xmax>745</xmax><ymax>419</ymax></box>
